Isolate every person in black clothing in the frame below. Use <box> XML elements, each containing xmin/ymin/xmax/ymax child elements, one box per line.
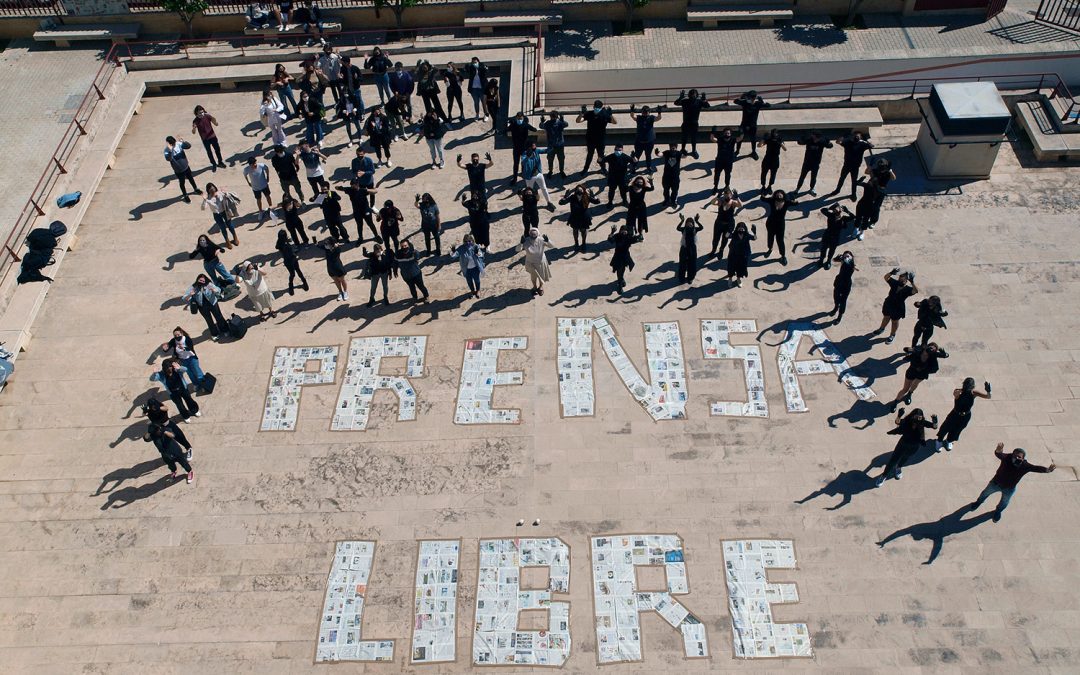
<box><xmin>414</xmin><ymin>192</ymin><xmax>441</xmax><ymax>255</ymax></box>
<box><xmin>183</xmin><ymin>274</ymin><xmax>230</xmax><ymax>339</ymax></box>
<box><xmin>911</xmin><ymin>295</ymin><xmax>948</xmax><ymax>350</ymax></box>
<box><xmin>625</xmin><ymin>176</ymin><xmax>654</xmax><ymax>238</ymax></box>
<box><xmin>145</xmin><ymin>423</ymin><xmax>195</xmax><ymax>483</ymax></box>
<box><xmin>462</xmin><ymin>191</ymin><xmax>491</xmax><ymax>247</ymax></box>
<box><xmin>443</xmin><ymin>62</ymin><xmax>465</xmax><ymax>122</ymax></box>
<box><xmin>275</xmin><ymin>229</ymin><xmax>308</xmax><ymax>295</ymax></box>
<box><xmin>676</xmin><ymin>214</ymin><xmax>704</xmax><ymax>284</ymax></box>
<box><xmin>385</xmin><ymin>92</ymin><xmax>413</xmax><ymax>141</ymax></box>
<box><xmin>818</xmin><ymin>203</ymin><xmax>853</xmax><ymax>268</ymax></box>
<box><xmin>937</xmin><ymin>377</ymin><xmax>991</xmax><ymax>451</ymax></box>
<box><xmin>831</xmin><ymin>132</ymin><xmax>874</xmax><ymax>201</ymax></box>
<box><xmin>278</xmin><ymin>196</ymin><xmax>310</xmax><ymax>246</ymax></box>
<box><xmin>969</xmin><ymin>444</ymin><xmax>1054</xmax><ymax>521</ymax></box>
<box><xmin>394</xmin><ymin>240</ymin><xmax>429</xmax><ymax>302</ymax></box>
<box><xmin>416</xmin><ymin>60</ymin><xmax>448</xmax><ymax>122</ymax></box>
<box><xmin>362</xmin><ymin>242</ymin><xmax>396</xmax><ymax>306</ymax></box>
<box><xmin>603</xmin><ymin>144</ymin><xmax>634</xmax><ymax>206</ymax></box>
<box><xmin>795</xmin><ymin>131</ymin><xmax>833</xmax><ymax>195</ymax></box>
<box><xmin>852</xmin><ymin>177</ymin><xmax>885</xmax><ymax>240</ymax></box>
<box><xmin>709</xmin><ymin>127</ymin><xmax>739</xmax><ymax>191</ymax></box>
<box><xmin>376</xmin><ymin>199</ymin><xmax>404</xmax><ymax>250</ymax></box>
<box><xmin>321</xmin><ymin>238</ymin><xmax>348</xmax><ymax>301</ymax></box>
<box><xmin>725</xmin><ymin>222</ymin><xmax>756</xmax><ymax>288</ymax></box>
<box><xmin>762</xmin><ymin>189</ymin><xmax>797</xmax><ymax>265</ymax></box>
<box><xmin>540</xmin><ymin>110</ymin><xmax>568</xmax><ymax>177</ymax></box>
<box><xmin>828</xmin><ymin>251</ymin><xmax>857</xmax><ymax>324</ymax></box>
<box><xmin>142</xmin><ymin>398</ymin><xmax>192</xmax><ymax>454</ymax></box>
<box><xmin>517</xmin><ymin>186</ymin><xmax>540</xmax><ymax>238</ymax></box>
<box><xmin>757</xmin><ymin>129</ymin><xmax>786</xmax><ymax>196</ymax></box>
<box><xmin>561</xmin><ymin>185</ymin><xmax>598</xmax><ymax>253</ymax></box>
<box><xmin>506</xmin><ymin>112</ymin><xmax>537</xmax><ymax>184</ymax></box>
<box><xmin>630</xmin><ymin>104</ymin><xmax>662</xmax><ymax>172</ymax></box>
<box><xmin>656</xmin><ymin>144</ymin><xmax>688</xmax><ymax>209</ymax></box>
<box><xmin>271</xmin><ymin>144</ymin><xmax>304</xmax><ymax>201</ymax></box>
<box><xmin>733</xmin><ymin>91</ymin><xmax>769</xmax><ymax>159</ymax></box>
<box><xmin>608</xmin><ymin>224</ymin><xmax>637</xmax><ymax>292</ymax></box>
<box><xmin>674</xmin><ymin>89</ymin><xmax>710</xmax><ymax>158</ymax></box>
<box><xmin>335</xmin><ymin>93</ymin><xmax>364</xmax><ymax>146</ymax></box>
<box><xmin>876</xmin><ymin>407</ymin><xmax>938</xmax><ymax>486</ymax></box>
<box><xmin>164</xmin><ymin>136</ymin><xmax>201</xmax><ymax>202</ymax></box>
<box><xmin>150</xmin><ymin>358</ymin><xmax>201</xmax><ymax>421</ymax></box>
<box><xmin>189</xmin><ymin>234</ymin><xmax>235</xmax><ymax>287</ymax></box>
<box><xmin>420</xmin><ymin>110</ymin><xmax>448</xmax><ymax>169</ymax></box>
<box><xmin>706</xmin><ymin>187</ymin><xmax>742</xmax><ymax>259</ymax></box>
<box><xmin>340</xmin><ymin>179</ymin><xmax>379</xmax><ymax>243</ymax></box>
<box><xmin>577</xmin><ymin>100</ymin><xmax>616</xmax><ymax>175</ymax></box>
<box><xmin>318</xmin><ymin>183</ymin><xmax>347</xmax><ymax>242</ymax></box>
<box><xmin>482</xmin><ymin>78</ymin><xmax>500</xmax><ymax>134</ymax></box>
<box><xmin>457</xmin><ymin>152</ymin><xmax>494</xmax><ymax>197</ymax></box>
<box><xmin>365</xmin><ymin>47</ymin><xmax>394</xmax><ymax>104</ymax></box>
<box><xmin>364</xmin><ymin>109</ymin><xmax>394</xmax><ymax>166</ymax></box>
<box><xmin>873</xmin><ymin>267</ymin><xmax>918</xmax><ymax>343</ymax></box>
<box><xmin>892</xmin><ymin>342</ymin><xmax>949</xmax><ymax>408</ymax></box>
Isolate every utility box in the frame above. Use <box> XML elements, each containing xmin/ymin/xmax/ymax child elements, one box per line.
<box><xmin>915</xmin><ymin>82</ymin><xmax>1010</xmax><ymax>179</ymax></box>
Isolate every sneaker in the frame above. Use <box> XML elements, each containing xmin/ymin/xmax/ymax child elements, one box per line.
<box><xmin>182</xmin><ymin>195</ymin><xmax>191</xmax><ymax>203</ymax></box>
<box><xmin>211</xmin><ymin>335</ymin><xmax>219</xmax><ymax>342</ymax></box>
<box><xmin>945</xmin><ymin>442</ymin><xmax>954</xmax><ymax>451</ymax></box>
<box><xmin>186</xmin><ymin>471</ymin><xmax>194</xmax><ymax>484</ymax></box>
<box><xmin>824</xmin><ymin>262</ymin><xmax>832</xmax><ymax>270</ymax></box>
<box><xmin>386</xmin><ymin>159</ymin><xmax>393</xmax><ymax>167</ymax></box>
<box><xmin>483</xmin><ymin>115</ymin><xmax>489</xmax><ymax>122</ymax></box>
<box><xmin>780</xmin><ymin>256</ymin><xmax>788</xmax><ymax>266</ymax></box>
<box><xmin>992</xmin><ymin>511</ymin><xmax>1001</xmax><ymax>523</ymax></box>
<box><xmin>875</xmin><ymin>476</ymin><xmax>885</xmax><ymax>487</ymax></box>
<box><xmin>183</xmin><ymin>417</ymin><xmax>192</xmax><ymax>424</ymax></box>
<box><xmin>186</xmin><ymin>448</ymin><xmax>193</xmax><ymax>461</ymax></box>
<box><xmin>809</xmin><ymin>189</ymin><xmax>817</xmax><ymax>196</ymax></box>
<box><xmin>170</xmin><ymin>471</ymin><xmax>178</xmax><ymax>479</ymax></box>
<box><xmin>904</xmin><ymin>394</ymin><xmax>912</xmax><ymax>404</ymax></box>
<box><xmin>895</xmin><ymin>469</ymin><xmax>903</xmax><ymax>480</ymax></box>
<box><xmin>342</xmin><ymin>292</ymin><xmax>349</xmax><ymax>301</ymax></box>
<box><xmin>872</xmin><ymin>328</ymin><xmax>884</xmax><ymax>336</ymax></box>
<box><xmin>193</xmin><ymin>411</ymin><xmax>202</xmax><ymax>417</ymax></box>
<box><xmin>337</xmin><ymin>292</ymin><xmax>343</xmax><ymax>301</ymax></box>
<box><xmin>886</xmin><ymin>335</ymin><xmax>895</xmax><ymax>344</ymax></box>
<box><xmin>857</xmin><ymin>231</ymin><xmax>865</xmax><ymax>241</ymax></box>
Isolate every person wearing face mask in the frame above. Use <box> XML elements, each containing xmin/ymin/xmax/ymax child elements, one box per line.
<box><xmin>388</xmin><ymin>61</ymin><xmax>415</xmax><ymax>111</ymax></box>
<box><xmin>506</xmin><ymin>112</ymin><xmax>538</xmax><ymax>184</ymax></box>
<box><xmin>189</xmin><ymin>234</ymin><xmax>235</xmax><ymax>286</ymax></box>
<box><xmin>762</xmin><ymin>189</ymin><xmax>797</xmax><ymax>266</ymax></box>
<box><xmin>577</xmin><ymin>100</ymin><xmax>616</xmax><ymax>175</ymax></box>
<box><xmin>818</xmin><ymin>203</ymin><xmax>854</xmax><ymax>268</ymax></box>
<box><xmin>706</xmin><ymin>187</ymin><xmax>742</xmax><ymax>259</ymax></box>
<box><xmin>341</xmin><ymin>179</ymin><xmax>379</xmax><ymax>243</ymax></box>
<box><xmin>421</xmin><ymin>110</ymin><xmax>448</xmax><ymax>169</ymax></box>
<box><xmin>875</xmin><ymin>407</ymin><xmax>938</xmax><ymax>486</ymax></box>
<box><xmin>482</xmin><ymin>78</ymin><xmax>501</xmax><ymax>133</ymax></box>
<box><xmin>830</xmin><ymin>132</ymin><xmax>874</xmax><ymax>201</ymax></box>
<box><xmin>394</xmin><ymin>240</ymin><xmax>429</xmax><ymax>302</ymax></box>
<box><xmin>674</xmin><ymin>89</ymin><xmax>710</xmax><ymax>158</ymax></box>
<box><xmin>317</xmin><ymin>43</ymin><xmax>342</xmax><ymax>105</ymax></box>
<box><xmin>279</xmin><ymin>196</ymin><xmax>310</xmax><ymax>245</ymax></box>
<box><xmin>516</xmin><ymin>227</ymin><xmax>554</xmax><ymax>297</ymax></box>
<box><xmin>725</xmin><ymin>222</ymin><xmax>757</xmax><ymax>288</ymax></box>
<box><xmin>150</xmin><ymin>358</ymin><xmax>201</xmax><ymax>422</ymax></box>
<box><xmin>161</xmin><ymin>327</ymin><xmax>207</xmax><ymax>392</ymax></box>
<box><xmin>520</xmin><ymin>142</ymin><xmax>553</xmax><ymax>209</ymax></box>
<box><xmin>676</xmin><ymin>213</ymin><xmax>704</xmax><ymax>284</ymax></box>
<box><xmin>873</xmin><ymin>268</ymin><xmax>918</xmax><ymax>344</ymax></box>
<box><xmin>936</xmin><ymin>378</ymin><xmax>991</xmax><ymax>451</ymax></box>
<box><xmin>656</xmin><ymin>144</ymin><xmax>689</xmax><ymax>209</ymax></box>
<box><xmin>376</xmin><ymin>199</ymin><xmax>404</xmax><ymax>250</ymax></box>
<box><xmin>182</xmin><ymin>274</ymin><xmax>229</xmax><ymax>340</ymax></box>
<box><xmin>911</xmin><ymin>295</ymin><xmax>948</xmax><ymax>350</ymax></box>
<box><xmin>892</xmin><ymin>342</ymin><xmax>949</xmax><ymax>409</ymax></box>
<box><xmin>163</xmin><ymin>136</ymin><xmax>201</xmax><ymax>203</ymax></box>
<box><xmin>709</xmin><ymin>127</ymin><xmax>739</xmax><ymax>192</ymax></box>
<box><xmin>852</xmin><ymin>176</ymin><xmax>885</xmax><ymax>241</ymax></box>
<box><xmin>462</xmin><ymin>191</ymin><xmax>490</xmax><ymax>247</ymax></box>
<box><xmin>828</xmin><ymin>251</ymin><xmax>857</xmax><ymax>324</ymax></box>
<box><xmin>560</xmin><ymin>185</ymin><xmax>599</xmax><ymax>253</ymax></box>
<box><xmin>517</xmin><ymin>186</ymin><xmax>540</xmax><ymax>239</ymax></box>
<box><xmin>443</xmin><ymin>62</ymin><xmax>465</xmax><ymax>123</ymax></box>
<box><xmin>457</xmin><ymin>152</ymin><xmax>494</xmax><ymax>197</ymax></box>
<box><xmin>540</xmin><ymin>110</ymin><xmax>568</xmax><ymax>178</ymax></box>
<box><xmin>362</xmin><ymin>242</ymin><xmax>397</xmax><ymax>307</ymax></box>
<box><xmin>629</xmin><ymin>104</ymin><xmax>662</xmax><ymax>172</ymax></box>
<box><xmin>795</xmin><ymin>131</ymin><xmax>833</xmax><ymax>196</ymax></box>
<box><xmin>318</xmin><ymin>183</ymin><xmax>347</xmax><ymax>242</ymax></box>
<box><xmin>365</xmin><ymin>47</ymin><xmax>393</xmax><ymax>105</ymax></box>
<box><xmin>276</xmin><ymin>228</ymin><xmax>309</xmax><ymax>295</ymax></box>
<box><xmin>271</xmin><ymin>144</ymin><xmax>304</xmax><ymax>201</ymax></box>
<box><xmin>414</xmin><ymin>192</ymin><xmax>441</xmax><ymax>255</ymax></box>
<box><xmin>364</xmin><ymin>109</ymin><xmax>394</xmax><ymax>167</ymax></box>
<box><xmin>602</xmin><ymin>144</ymin><xmax>634</xmax><ymax>207</ymax></box>
<box><xmin>416</xmin><ymin>60</ymin><xmax>448</xmax><ymax>123</ymax></box>
<box><xmin>191</xmin><ymin>105</ymin><xmax>225</xmax><ymax>171</ymax></box>
<box><xmin>968</xmin><ymin>444</ymin><xmax>1055</xmax><ymax>522</ymax></box>
<box><xmin>733</xmin><ymin>90</ymin><xmax>769</xmax><ymax>159</ymax></box>
<box><xmin>239</xmin><ymin>260</ymin><xmax>277</xmax><ymax>321</ymax></box>
<box><xmin>464</xmin><ymin>57</ymin><xmax>490</xmax><ymax>120</ymax></box>
<box><xmin>451</xmin><ymin>233</ymin><xmax>485</xmax><ymax>297</ymax></box>
<box><xmin>260</xmin><ymin>91</ymin><xmax>288</xmax><ymax>148</ymax></box>
<box><xmin>757</xmin><ymin>129</ymin><xmax>786</xmax><ymax>197</ymax></box>
<box><xmin>625</xmin><ymin>175</ymin><xmax>654</xmax><ymax>238</ymax></box>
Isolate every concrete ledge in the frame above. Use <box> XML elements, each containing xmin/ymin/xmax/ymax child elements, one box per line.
<box><xmin>33</xmin><ymin>22</ymin><xmax>140</xmax><ymax>47</ymax></box>
<box><xmin>1015</xmin><ymin>100</ymin><xmax>1080</xmax><ymax>162</ymax></box>
<box><xmin>465</xmin><ymin>11</ymin><xmax>563</xmax><ymax>33</ymax></box>
<box><xmin>688</xmin><ymin>6</ymin><xmax>794</xmax><ymax>28</ymax></box>
<box><xmin>243</xmin><ymin>20</ymin><xmax>343</xmax><ymax>36</ymax></box>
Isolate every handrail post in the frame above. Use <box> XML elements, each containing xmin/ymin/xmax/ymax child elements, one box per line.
<box><xmin>909</xmin><ymin>80</ymin><xmax>917</xmax><ymax>99</ymax></box>
<box><xmin>74</xmin><ymin>119</ymin><xmax>86</xmax><ymax>135</ymax></box>
<box><xmin>846</xmin><ymin>81</ymin><xmax>853</xmax><ymax>102</ymax></box>
<box><xmin>53</xmin><ymin>157</ymin><xmax>67</xmax><ymax>174</ymax></box>
<box><xmin>29</xmin><ymin>199</ymin><xmax>45</xmax><ymax>217</ymax></box>
<box><xmin>1036</xmin><ymin>74</ymin><xmax>1045</xmax><ymax>94</ymax></box>
<box><xmin>92</xmin><ymin>82</ymin><xmax>105</xmax><ymax>101</ymax></box>
<box><xmin>4</xmin><ymin>244</ymin><xmax>21</xmax><ymax>264</ymax></box>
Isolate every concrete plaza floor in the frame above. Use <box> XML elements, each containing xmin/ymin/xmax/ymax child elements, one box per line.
<box><xmin>0</xmin><ymin>85</ymin><xmax>1079</xmax><ymax>673</ymax></box>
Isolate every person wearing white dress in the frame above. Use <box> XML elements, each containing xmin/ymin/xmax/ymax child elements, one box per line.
<box><xmin>260</xmin><ymin>90</ymin><xmax>288</xmax><ymax>147</ymax></box>
<box><xmin>239</xmin><ymin>260</ymin><xmax>277</xmax><ymax>320</ymax></box>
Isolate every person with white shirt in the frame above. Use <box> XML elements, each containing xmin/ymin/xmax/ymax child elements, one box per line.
<box><xmin>243</xmin><ymin>156</ymin><xmax>273</xmax><ymax>219</ymax></box>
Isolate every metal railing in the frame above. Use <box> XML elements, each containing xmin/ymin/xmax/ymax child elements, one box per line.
<box><xmin>0</xmin><ymin>44</ymin><xmax>121</xmax><ymax>280</ymax></box>
<box><xmin>1036</xmin><ymin>0</ymin><xmax>1080</xmax><ymax>33</ymax></box>
<box><xmin>0</xmin><ymin>0</ymin><xmax>66</xmax><ymax>16</ymax></box>
<box><xmin>126</xmin><ymin>0</ymin><xmax>531</xmax><ymax>14</ymax></box>
<box><xmin>542</xmin><ymin>73</ymin><xmax>1077</xmax><ymax>112</ymax></box>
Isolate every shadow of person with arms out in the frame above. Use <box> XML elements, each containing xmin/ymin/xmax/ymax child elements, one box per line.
<box><xmin>795</xmin><ymin>469</ymin><xmax>877</xmax><ymax>511</ymax></box>
<box><xmin>93</xmin><ymin>459</ymin><xmax>163</xmax><ymax>496</ymax></box>
<box><xmin>877</xmin><ymin>505</ymin><xmax>994</xmax><ymax>565</ymax></box>
<box><xmin>100</xmin><ymin>474</ymin><xmax>177</xmax><ymax>510</ymax></box>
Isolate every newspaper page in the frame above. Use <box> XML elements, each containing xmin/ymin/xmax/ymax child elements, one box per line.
<box><xmin>315</xmin><ymin>541</ymin><xmax>395</xmax><ymax>663</ymax></box>
<box><xmin>261</xmin><ymin>346</ymin><xmax>338</xmax><ymax>431</ymax></box>
<box><xmin>331</xmin><ymin>336</ymin><xmax>426</xmax><ymax>431</ymax></box>
<box><xmin>778</xmin><ymin>323</ymin><xmax>876</xmax><ymax>413</ymax></box>
<box><xmin>700</xmin><ymin>319</ymin><xmax>769</xmax><ymax>418</ymax></box>
<box><xmin>454</xmin><ymin>337</ymin><xmax>527</xmax><ymax>425</ymax></box>
<box><xmin>411</xmin><ymin>539</ymin><xmax>460</xmax><ymax>664</ymax></box>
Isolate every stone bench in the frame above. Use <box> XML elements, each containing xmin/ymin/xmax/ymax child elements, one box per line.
<box><xmin>33</xmin><ymin>22</ymin><xmax>140</xmax><ymax>47</ymax></box>
<box><xmin>243</xmin><ymin>18</ymin><xmax>343</xmax><ymax>37</ymax></box>
<box><xmin>687</xmin><ymin>4</ymin><xmax>794</xmax><ymax>27</ymax></box>
<box><xmin>543</xmin><ymin>107</ymin><xmax>883</xmax><ymax>142</ymax></box>
<box><xmin>464</xmin><ymin>11</ymin><xmax>563</xmax><ymax>34</ymax></box>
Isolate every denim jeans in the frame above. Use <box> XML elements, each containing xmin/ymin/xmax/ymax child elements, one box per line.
<box><xmin>213</xmin><ymin>211</ymin><xmax>236</xmax><ymax>240</ymax></box>
<box><xmin>305</xmin><ymin>119</ymin><xmax>325</xmax><ymax>145</ymax></box>
<box><xmin>180</xmin><ymin>356</ymin><xmax>205</xmax><ymax>388</ymax></box>
<box><xmin>343</xmin><ymin>116</ymin><xmax>361</xmax><ymax>142</ymax></box>
<box><xmin>347</xmin><ymin>87</ymin><xmax>364</xmax><ymax>116</ymax></box>
<box><xmin>375</xmin><ymin>73</ymin><xmax>391</xmax><ymax>104</ymax></box>
<box><xmin>203</xmin><ymin>258</ymin><xmax>235</xmax><ymax>287</ymax></box>
<box><xmin>464</xmin><ymin>266</ymin><xmax>481</xmax><ymax>292</ymax></box>
<box><xmin>974</xmin><ymin>480</ymin><xmax>1016</xmax><ymax>513</ymax></box>
<box><xmin>426</xmin><ymin>138</ymin><xmax>444</xmax><ymax>164</ymax></box>
<box><xmin>470</xmin><ymin>89</ymin><xmax>483</xmax><ymax>117</ymax></box>
<box><xmin>368</xmin><ymin>273</ymin><xmax>389</xmax><ymax>301</ymax></box>
<box><xmin>277</xmin><ymin>85</ymin><xmax>299</xmax><ymax>116</ymax></box>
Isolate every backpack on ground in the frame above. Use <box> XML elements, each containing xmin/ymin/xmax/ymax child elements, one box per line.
<box><xmin>227</xmin><ymin>313</ymin><xmax>247</xmax><ymax>340</ymax></box>
<box><xmin>25</xmin><ymin>228</ymin><xmax>58</xmax><ymax>251</ymax></box>
<box><xmin>200</xmin><ymin>373</ymin><xmax>217</xmax><ymax>394</ymax></box>
<box><xmin>219</xmin><ymin>283</ymin><xmax>242</xmax><ymax>302</ymax></box>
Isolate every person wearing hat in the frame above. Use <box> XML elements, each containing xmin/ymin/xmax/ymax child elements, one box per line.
<box><xmin>969</xmin><ymin>443</ymin><xmax>1055</xmax><ymax>522</ymax></box>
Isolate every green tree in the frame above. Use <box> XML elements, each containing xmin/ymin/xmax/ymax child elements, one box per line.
<box><xmin>160</xmin><ymin>0</ymin><xmax>209</xmax><ymax>37</ymax></box>
<box><xmin>622</xmin><ymin>0</ymin><xmax>649</xmax><ymax>32</ymax></box>
<box><xmin>374</xmin><ymin>0</ymin><xmax>425</xmax><ymax>29</ymax></box>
